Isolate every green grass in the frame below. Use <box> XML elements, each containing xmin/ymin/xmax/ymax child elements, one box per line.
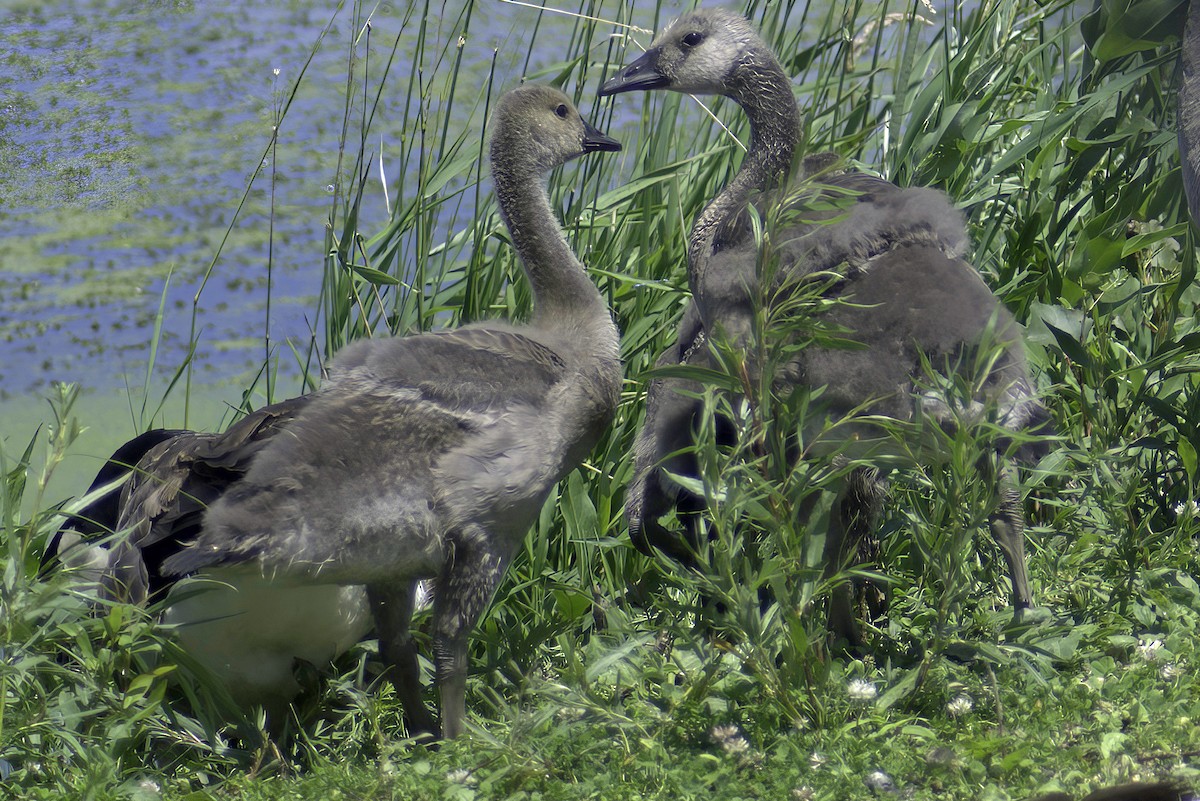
<box><xmin>3</xmin><ymin>0</ymin><xmax>1200</xmax><ymax>798</ymax></box>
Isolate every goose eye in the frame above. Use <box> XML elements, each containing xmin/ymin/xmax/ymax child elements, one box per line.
<box><xmin>681</xmin><ymin>31</ymin><xmax>705</xmax><ymax>48</ymax></box>
<box><xmin>555</xmin><ymin>103</ymin><xmax>569</xmax><ymax>119</ymax></box>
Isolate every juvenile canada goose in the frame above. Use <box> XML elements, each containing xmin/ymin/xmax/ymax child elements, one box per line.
<box><xmin>601</xmin><ymin>9</ymin><xmax>1048</xmax><ymax>644</ymax></box>
<box><xmin>61</xmin><ymin>85</ymin><xmax>621</xmax><ymax>740</ymax></box>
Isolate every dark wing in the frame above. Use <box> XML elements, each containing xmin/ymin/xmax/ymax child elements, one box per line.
<box><xmin>104</xmin><ymin>395</ymin><xmax>311</xmax><ymax>602</ymax></box>
<box><xmin>627</xmin><ymin>301</ymin><xmax>741</xmax><ymax>564</ymax></box>
<box><xmin>45</xmin><ymin>429</ymin><xmax>185</xmax><ymax>575</ymax></box>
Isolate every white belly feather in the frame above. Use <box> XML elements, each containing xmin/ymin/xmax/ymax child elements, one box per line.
<box><xmin>161</xmin><ymin>569</ymin><xmax>373</xmax><ymax>707</ymax></box>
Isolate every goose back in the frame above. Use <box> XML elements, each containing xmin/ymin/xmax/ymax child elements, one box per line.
<box><xmin>604</xmin><ymin>9</ymin><xmax>1048</xmax><ymax>644</ymax></box>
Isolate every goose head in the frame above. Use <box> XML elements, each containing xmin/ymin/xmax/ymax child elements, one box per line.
<box><xmin>490</xmin><ymin>84</ymin><xmax>621</xmax><ymax>174</ymax></box>
<box><xmin>599</xmin><ymin>9</ymin><xmax>766</xmax><ymax>100</ymax></box>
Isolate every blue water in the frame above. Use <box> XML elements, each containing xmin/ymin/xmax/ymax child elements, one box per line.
<box><xmin>0</xmin><ymin>0</ymin><xmax>669</xmax><ymax>404</ymax></box>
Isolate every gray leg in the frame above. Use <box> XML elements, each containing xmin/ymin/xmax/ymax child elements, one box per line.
<box><xmin>987</xmin><ymin>462</ymin><xmax>1033</xmax><ymax>612</ymax></box>
<box><xmin>368</xmin><ymin>582</ymin><xmax>438</xmax><ymax>740</ymax></box>
<box><xmin>433</xmin><ymin>526</ymin><xmax>508</xmax><ymax>739</ymax></box>
<box><xmin>849</xmin><ymin>469</ymin><xmax>889</xmax><ymax>622</ymax></box>
<box><xmin>822</xmin><ymin>467</ymin><xmax>887</xmax><ymax>649</ymax></box>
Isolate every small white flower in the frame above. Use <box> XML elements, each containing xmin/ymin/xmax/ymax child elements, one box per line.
<box><xmin>1159</xmin><ymin>662</ymin><xmax>1181</xmax><ymax>681</ymax></box>
<box><xmin>847</xmin><ymin>678</ymin><xmax>877</xmax><ymax>703</ymax></box>
<box><xmin>710</xmin><ymin>724</ymin><xmax>757</xmax><ymax>764</ymax></box>
<box><xmin>723</xmin><ymin>736</ymin><xmax>750</xmax><ymax>756</ymax></box>
<box><xmin>809</xmin><ymin>751</ymin><xmax>827</xmax><ymax>770</ymax></box>
<box><xmin>446</xmin><ymin>768</ymin><xmax>476</xmax><ymax>786</ymax></box>
<box><xmin>792</xmin><ymin>787</ymin><xmax>815</xmax><ymax>800</ymax></box>
<box><xmin>1173</xmin><ymin>500</ymin><xmax>1200</xmax><ymax>518</ymax></box>
<box><xmin>711</xmin><ymin>724</ymin><xmax>740</xmax><ymax>743</ymax></box>
<box><xmin>947</xmin><ymin>693</ymin><xmax>974</xmax><ymax>717</ymax></box>
<box><xmin>1136</xmin><ymin>636</ymin><xmax>1164</xmax><ymax>663</ymax></box>
<box><xmin>272</xmin><ymin>67</ymin><xmax>280</xmax><ymax>77</ymax></box>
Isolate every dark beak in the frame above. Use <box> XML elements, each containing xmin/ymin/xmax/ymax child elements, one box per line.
<box><xmin>582</xmin><ymin>119</ymin><xmax>621</xmax><ymax>153</ymax></box>
<box><xmin>599</xmin><ymin>49</ymin><xmax>668</xmax><ymax>96</ymax></box>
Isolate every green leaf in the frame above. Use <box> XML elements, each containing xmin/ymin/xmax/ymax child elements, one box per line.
<box><xmin>1179</xmin><ymin>438</ymin><xmax>1198</xmax><ymax>484</ymax></box>
<box><xmin>349</xmin><ymin>263</ymin><xmax>402</xmax><ymax>286</ymax></box>
<box><xmin>876</xmin><ymin>666</ymin><xmax>923</xmax><ymax>710</ymax></box>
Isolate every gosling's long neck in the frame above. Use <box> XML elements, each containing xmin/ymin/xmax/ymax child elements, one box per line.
<box><xmin>492</xmin><ymin>162</ymin><xmax>609</xmax><ymax>330</ymax></box>
<box><xmin>688</xmin><ymin>49</ymin><xmax>800</xmax><ymax>305</ymax></box>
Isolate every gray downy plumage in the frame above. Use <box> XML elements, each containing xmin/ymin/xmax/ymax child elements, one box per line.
<box><xmin>601</xmin><ymin>9</ymin><xmax>1050</xmax><ymax>646</ymax></box>
<box><xmin>112</xmin><ymin>84</ymin><xmax>624</xmax><ymax>740</ymax></box>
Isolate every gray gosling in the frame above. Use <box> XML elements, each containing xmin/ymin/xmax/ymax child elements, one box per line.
<box><xmin>65</xmin><ymin>85</ymin><xmax>622</xmax><ymax>740</ymax></box>
<box><xmin>601</xmin><ymin>9</ymin><xmax>1049</xmax><ymax>646</ymax></box>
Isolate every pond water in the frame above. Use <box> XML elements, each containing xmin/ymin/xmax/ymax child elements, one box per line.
<box><xmin>0</xmin><ymin>0</ymin><xmax>667</xmax><ymax>402</ymax></box>
<box><xmin>0</xmin><ymin>0</ymin><xmax>677</xmax><ymax>506</ymax></box>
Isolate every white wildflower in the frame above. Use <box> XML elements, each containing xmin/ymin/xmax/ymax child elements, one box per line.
<box><xmin>947</xmin><ymin>693</ymin><xmax>974</xmax><ymax>718</ymax></box>
<box><xmin>1159</xmin><ymin>662</ymin><xmax>1181</xmax><ymax>681</ymax></box>
<box><xmin>446</xmin><ymin>768</ymin><xmax>477</xmax><ymax>786</ymax></box>
<box><xmin>1174</xmin><ymin>499</ymin><xmax>1200</xmax><ymax>518</ymax></box>
<box><xmin>723</xmin><ymin>736</ymin><xmax>750</xmax><ymax>757</ymax></box>
<box><xmin>792</xmin><ymin>787</ymin><xmax>815</xmax><ymax>800</ymax></box>
<box><xmin>1136</xmin><ymin>636</ymin><xmax>1164</xmax><ymax>663</ymax></box>
<box><xmin>847</xmin><ymin>678</ymin><xmax>877</xmax><ymax>703</ymax></box>
<box><xmin>710</xmin><ymin>724</ymin><xmax>759</xmax><ymax>766</ymax></box>
<box><xmin>272</xmin><ymin>67</ymin><xmax>280</xmax><ymax>77</ymax></box>
<box><xmin>711</xmin><ymin>724</ymin><xmax>740</xmax><ymax>743</ymax></box>
<box><xmin>809</xmin><ymin>751</ymin><xmax>827</xmax><ymax>770</ymax></box>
